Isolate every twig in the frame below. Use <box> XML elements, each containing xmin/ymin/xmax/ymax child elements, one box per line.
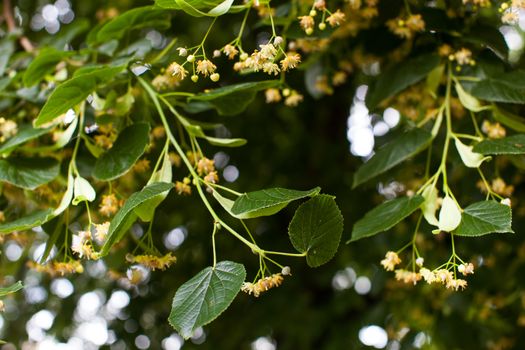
<box><xmin>3</xmin><ymin>0</ymin><xmax>34</xmax><ymax>52</ymax></box>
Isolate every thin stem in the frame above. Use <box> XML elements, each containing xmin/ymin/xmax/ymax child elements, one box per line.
<box><xmin>212</xmin><ymin>223</ymin><xmax>218</xmax><ymax>267</ymax></box>
<box><xmin>264</xmin><ymin>250</ymin><xmax>307</xmax><ymax>257</ymax></box>
<box><xmin>205</xmin><ymin>181</ymin><xmax>242</xmax><ymax>196</ymax></box>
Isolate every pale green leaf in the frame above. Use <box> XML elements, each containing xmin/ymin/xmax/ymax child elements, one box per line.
<box><xmin>23</xmin><ymin>47</ymin><xmax>76</xmax><ymax>87</ymax></box>
<box><xmin>0</xmin><ymin>209</ymin><xmax>54</xmax><ymax>234</ymax></box>
<box><xmin>288</xmin><ymin>195</ymin><xmax>343</xmax><ymax>267</ymax></box>
<box><xmin>349</xmin><ymin>195</ymin><xmax>424</xmax><ymax>242</ymax></box>
<box><xmin>134</xmin><ymin>153</ymin><xmax>173</xmax><ymax>222</ymax></box>
<box><xmin>93</xmin><ymin>123</ymin><xmax>151</xmax><ymax>181</ymax></box>
<box><xmin>72</xmin><ymin>176</ymin><xmax>96</xmax><ymax>205</ymax></box>
<box><xmin>100</xmin><ymin>182</ymin><xmax>174</xmax><ymax>256</ymax></box>
<box><xmin>455</xmin><ymin>201</ymin><xmax>513</xmax><ymax>236</ymax></box>
<box><xmin>34</xmin><ymin>65</ymin><xmax>126</xmax><ymax>127</ymax></box>
<box><xmin>352</xmin><ymin>128</ymin><xmax>432</xmax><ymax>188</ymax></box>
<box><xmin>168</xmin><ymin>261</ymin><xmax>245</xmax><ymax>339</ymax></box>
<box><xmin>231</xmin><ymin>187</ymin><xmax>321</xmax><ymax>219</ymax></box>
<box><xmin>95</xmin><ymin>7</ymin><xmax>171</xmax><ymax>43</ymax></box>
<box><xmin>0</xmin><ymin>281</ymin><xmax>23</xmax><ymax>297</ymax></box>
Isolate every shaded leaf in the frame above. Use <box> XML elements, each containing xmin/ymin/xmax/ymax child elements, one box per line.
<box><xmin>231</xmin><ymin>187</ymin><xmax>321</xmax><ymax>219</ymax></box>
<box><xmin>366</xmin><ymin>54</ymin><xmax>440</xmax><ymax>109</ymax></box>
<box><xmin>93</xmin><ymin>123</ymin><xmax>150</xmax><ymax>181</ymax></box>
<box><xmin>288</xmin><ymin>195</ymin><xmax>343</xmax><ymax>267</ymax></box>
<box><xmin>352</xmin><ymin>128</ymin><xmax>432</xmax><ymax>188</ymax></box>
<box><xmin>100</xmin><ymin>182</ymin><xmax>174</xmax><ymax>256</ymax></box>
<box><xmin>0</xmin><ymin>125</ymin><xmax>51</xmax><ymax>155</ymax></box>
<box><xmin>474</xmin><ymin>134</ymin><xmax>525</xmax><ymax>155</ymax></box>
<box><xmin>455</xmin><ymin>201</ymin><xmax>512</xmax><ymax>236</ymax></box>
<box><xmin>471</xmin><ymin>79</ymin><xmax>525</xmax><ymax>104</ymax></box>
<box><xmin>168</xmin><ymin>261</ymin><xmax>245</xmax><ymax>339</ymax></box>
<box><xmin>189</xmin><ymin>81</ymin><xmax>280</xmax><ymax>116</ymax></box>
<box><xmin>0</xmin><ymin>209</ymin><xmax>54</xmax><ymax>234</ymax></box>
<box><xmin>34</xmin><ymin>65</ymin><xmax>126</xmax><ymax>127</ymax></box>
<box><xmin>0</xmin><ymin>157</ymin><xmax>60</xmax><ymax>190</ymax></box>
<box><xmin>349</xmin><ymin>195</ymin><xmax>424</xmax><ymax>242</ymax></box>
<box><xmin>0</xmin><ymin>40</ymin><xmax>14</xmax><ymax>77</ymax></box>
<box><xmin>23</xmin><ymin>47</ymin><xmax>75</xmax><ymax>87</ymax></box>
<box><xmin>95</xmin><ymin>6</ymin><xmax>171</xmax><ymax>43</ymax></box>
<box><xmin>492</xmin><ymin>105</ymin><xmax>525</xmax><ymax>132</ymax></box>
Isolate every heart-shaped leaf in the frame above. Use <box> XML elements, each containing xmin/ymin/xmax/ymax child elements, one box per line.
<box><xmin>169</xmin><ymin>261</ymin><xmax>246</xmax><ymax>339</ymax></box>
<box><xmin>93</xmin><ymin>122</ymin><xmax>151</xmax><ymax>181</ymax></box>
<box><xmin>231</xmin><ymin>187</ymin><xmax>321</xmax><ymax>219</ymax></box>
<box><xmin>350</xmin><ymin>195</ymin><xmax>424</xmax><ymax>242</ymax></box>
<box><xmin>455</xmin><ymin>201</ymin><xmax>513</xmax><ymax>237</ymax></box>
<box><xmin>288</xmin><ymin>195</ymin><xmax>343</xmax><ymax>267</ymax></box>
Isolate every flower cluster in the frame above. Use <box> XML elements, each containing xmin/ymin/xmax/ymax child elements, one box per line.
<box><xmin>448</xmin><ymin>48</ymin><xmax>475</xmax><ymax>67</ymax></box>
<box><xmin>241</xmin><ymin>273</ymin><xmax>284</xmax><ymax>297</ymax></box>
<box><xmin>126</xmin><ymin>253</ymin><xmax>177</xmax><ymax>271</ymax></box>
<box><xmin>482</xmin><ymin>120</ymin><xmax>506</xmax><ymax>139</ymax></box>
<box><xmin>0</xmin><ymin>117</ymin><xmax>17</xmax><ymax>142</ymax></box>
<box><xmin>265</xmin><ymin>88</ymin><xmax>305</xmax><ymax>107</ymax></box>
<box><xmin>386</xmin><ymin>14</ymin><xmax>425</xmax><ymax>39</ymax></box>
<box><xmin>99</xmin><ymin>193</ymin><xmax>121</xmax><ymax>217</ymax></box>
<box><xmin>28</xmin><ymin>260</ymin><xmax>84</xmax><ymax>277</ymax></box>
<box><xmin>71</xmin><ymin>230</ymin><xmax>98</xmax><ymax>260</ymax></box>
<box><xmin>175</xmin><ymin>177</ymin><xmax>192</xmax><ymax>195</ymax></box>
<box><xmin>498</xmin><ymin>1</ymin><xmax>525</xmax><ymax>24</ymax></box>
<box><xmin>380</xmin><ymin>251</ymin><xmax>402</xmax><ymax>271</ymax></box>
<box><xmin>298</xmin><ymin>1</ymin><xmax>346</xmax><ymax>35</ymax></box>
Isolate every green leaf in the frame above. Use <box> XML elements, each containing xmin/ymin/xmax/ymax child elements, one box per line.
<box><xmin>0</xmin><ymin>209</ymin><xmax>54</xmax><ymax>234</ymax></box>
<box><xmin>288</xmin><ymin>195</ymin><xmax>343</xmax><ymax>267</ymax></box>
<box><xmin>100</xmin><ymin>182</ymin><xmax>174</xmax><ymax>256</ymax></box>
<box><xmin>0</xmin><ymin>125</ymin><xmax>51</xmax><ymax>155</ymax></box>
<box><xmin>0</xmin><ymin>40</ymin><xmax>14</xmax><ymax>77</ymax></box>
<box><xmin>23</xmin><ymin>47</ymin><xmax>76</xmax><ymax>87</ymax></box>
<box><xmin>366</xmin><ymin>54</ymin><xmax>440</xmax><ymax>109</ymax></box>
<box><xmin>0</xmin><ymin>157</ymin><xmax>60</xmax><ymax>190</ymax></box>
<box><xmin>352</xmin><ymin>128</ymin><xmax>432</xmax><ymax>188</ymax></box>
<box><xmin>93</xmin><ymin>123</ymin><xmax>151</xmax><ymax>181</ymax></box>
<box><xmin>455</xmin><ymin>201</ymin><xmax>513</xmax><ymax>237</ymax></box>
<box><xmin>455</xmin><ymin>81</ymin><xmax>486</xmax><ymax>112</ymax></box>
<box><xmin>95</xmin><ymin>6</ymin><xmax>171</xmax><ymax>43</ymax></box>
<box><xmin>156</xmin><ymin>0</ymin><xmax>240</xmax><ymax>16</ymax></box>
<box><xmin>349</xmin><ymin>195</ymin><xmax>424</xmax><ymax>242</ymax></box>
<box><xmin>134</xmin><ymin>152</ymin><xmax>173</xmax><ymax>222</ymax></box>
<box><xmin>492</xmin><ymin>105</ymin><xmax>525</xmax><ymax>133</ymax></box>
<box><xmin>231</xmin><ymin>187</ymin><xmax>321</xmax><ymax>219</ymax></box>
<box><xmin>204</xmin><ymin>136</ymin><xmax>247</xmax><ymax>147</ymax></box>
<box><xmin>189</xmin><ymin>81</ymin><xmax>280</xmax><ymax>116</ymax></box>
<box><xmin>470</xmin><ymin>79</ymin><xmax>525</xmax><ymax>104</ymax></box>
<box><xmin>34</xmin><ymin>65</ymin><xmax>126</xmax><ymax>127</ymax></box>
<box><xmin>473</xmin><ymin>134</ymin><xmax>525</xmax><ymax>155</ymax></box>
<box><xmin>0</xmin><ymin>281</ymin><xmax>23</xmax><ymax>297</ymax></box>
<box><xmin>168</xmin><ymin>261</ymin><xmax>245</xmax><ymax>339</ymax></box>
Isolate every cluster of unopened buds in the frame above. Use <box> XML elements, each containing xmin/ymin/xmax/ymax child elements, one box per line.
<box><xmin>125</xmin><ymin>253</ymin><xmax>177</xmax><ymax>271</ymax></box>
<box><xmin>298</xmin><ymin>0</ymin><xmax>346</xmax><ymax>35</ymax></box>
<box><xmin>381</xmin><ymin>251</ymin><xmax>475</xmax><ymax>291</ymax></box>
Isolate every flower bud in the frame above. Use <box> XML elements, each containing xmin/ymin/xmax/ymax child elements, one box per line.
<box><xmin>191</xmin><ymin>74</ymin><xmax>199</xmax><ymax>83</ymax></box>
<box><xmin>210</xmin><ymin>73</ymin><xmax>220</xmax><ymax>82</ymax></box>
<box><xmin>187</xmin><ymin>54</ymin><xmax>195</xmax><ymax>63</ymax></box>
<box><xmin>319</xmin><ymin>22</ymin><xmax>326</xmax><ymax>30</ymax></box>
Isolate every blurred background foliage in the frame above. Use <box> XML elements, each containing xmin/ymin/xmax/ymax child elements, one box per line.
<box><xmin>1</xmin><ymin>0</ymin><xmax>525</xmax><ymax>349</ymax></box>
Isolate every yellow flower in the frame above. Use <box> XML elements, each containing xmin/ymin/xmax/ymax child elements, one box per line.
<box><xmin>326</xmin><ymin>10</ymin><xmax>346</xmax><ymax>27</ymax></box>
<box><xmin>126</xmin><ymin>253</ymin><xmax>177</xmax><ymax>271</ymax></box>
<box><xmin>99</xmin><ymin>194</ymin><xmax>119</xmax><ymax>217</ymax></box>
<box><xmin>204</xmin><ymin>171</ymin><xmax>219</xmax><ymax>184</ymax></box>
<box><xmin>262</xmin><ymin>62</ymin><xmax>280</xmax><ymax>76</ymax></box>
<box><xmin>446</xmin><ymin>278</ymin><xmax>468</xmax><ymax>291</ymax></box>
<box><xmin>280</xmin><ymin>52</ymin><xmax>301</xmax><ymax>71</ymax></box>
<box><xmin>0</xmin><ymin>118</ymin><xmax>18</xmax><ymax>142</ymax></box>
<box><xmin>175</xmin><ymin>181</ymin><xmax>192</xmax><ymax>195</ymax></box>
<box><xmin>405</xmin><ymin>14</ymin><xmax>425</xmax><ymax>32</ymax></box>
<box><xmin>223</xmin><ymin>44</ymin><xmax>239</xmax><ymax>59</ymax></box>
<box><xmin>166</xmin><ymin>62</ymin><xmax>188</xmax><ymax>81</ymax></box>
<box><xmin>394</xmin><ymin>269</ymin><xmax>421</xmax><ymax>285</ymax></box>
<box><xmin>133</xmin><ymin>159</ymin><xmax>150</xmax><ymax>173</ymax></box>
<box><xmin>298</xmin><ymin>15</ymin><xmax>315</xmax><ymax>31</ymax></box>
<box><xmin>284</xmin><ymin>91</ymin><xmax>304</xmax><ymax>107</ymax></box>
<box><xmin>197</xmin><ymin>157</ymin><xmax>215</xmax><ymax>175</ymax></box>
<box><xmin>94</xmin><ymin>221</ymin><xmax>110</xmax><ymax>242</ymax></box>
<box><xmin>265</xmin><ymin>88</ymin><xmax>282</xmax><ymax>103</ymax></box>
<box><xmin>196</xmin><ymin>59</ymin><xmax>217</xmax><ymax>77</ymax></box>
<box><xmin>380</xmin><ymin>251</ymin><xmax>401</xmax><ymax>271</ymax></box>
<box><xmin>241</xmin><ymin>274</ymin><xmax>285</xmax><ymax>297</ymax></box>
